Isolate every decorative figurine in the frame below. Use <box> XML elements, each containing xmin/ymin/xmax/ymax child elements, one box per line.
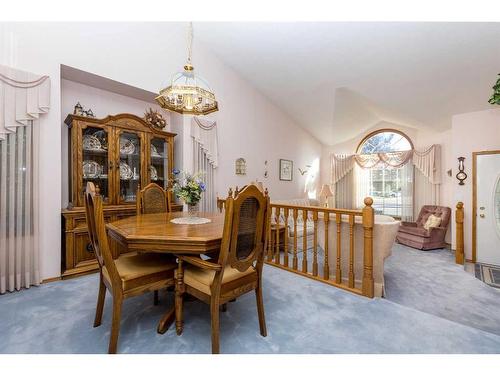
<box><xmin>456</xmin><ymin>157</ymin><xmax>467</xmax><ymax>185</ymax></box>
<box><xmin>144</xmin><ymin>108</ymin><xmax>167</xmax><ymax>130</ymax></box>
<box><xmin>73</xmin><ymin>102</ymin><xmax>83</xmax><ymax>115</ymax></box>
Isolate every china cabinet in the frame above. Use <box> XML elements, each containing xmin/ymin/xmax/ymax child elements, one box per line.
<box><xmin>62</xmin><ymin>113</ymin><xmax>181</xmax><ymax>278</ymax></box>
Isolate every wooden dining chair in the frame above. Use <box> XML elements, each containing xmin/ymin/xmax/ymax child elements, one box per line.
<box><xmin>174</xmin><ymin>184</ymin><xmax>270</xmax><ymax>354</ymax></box>
<box><xmin>136</xmin><ymin>182</ymin><xmax>173</xmax><ymax>305</ymax></box>
<box><xmin>136</xmin><ymin>182</ymin><xmax>172</xmax><ymax>215</ymax></box>
<box><xmin>84</xmin><ymin>182</ymin><xmax>177</xmax><ymax>354</ymax></box>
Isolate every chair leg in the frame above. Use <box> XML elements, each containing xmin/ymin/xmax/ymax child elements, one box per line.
<box><xmin>175</xmin><ymin>266</ymin><xmax>184</xmax><ymax>336</ymax></box>
<box><xmin>255</xmin><ymin>283</ymin><xmax>267</xmax><ymax>337</ymax></box>
<box><xmin>221</xmin><ymin>303</ymin><xmax>227</xmax><ymax>312</ymax></box>
<box><xmin>94</xmin><ymin>276</ymin><xmax>106</xmax><ymax>327</ymax></box>
<box><xmin>154</xmin><ymin>290</ymin><xmax>159</xmax><ymax>306</ymax></box>
<box><xmin>210</xmin><ymin>297</ymin><xmax>220</xmax><ymax>354</ymax></box>
<box><xmin>108</xmin><ymin>295</ymin><xmax>123</xmax><ymax>354</ymax></box>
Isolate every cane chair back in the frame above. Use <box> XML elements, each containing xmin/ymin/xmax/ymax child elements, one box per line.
<box><xmin>136</xmin><ymin>182</ymin><xmax>171</xmax><ymax>215</ymax></box>
<box><xmin>219</xmin><ymin>184</ymin><xmax>270</xmax><ymax>273</ymax></box>
<box><xmin>84</xmin><ymin>182</ymin><xmax>121</xmax><ymax>290</ymax></box>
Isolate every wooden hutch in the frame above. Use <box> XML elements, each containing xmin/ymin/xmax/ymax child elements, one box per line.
<box><xmin>62</xmin><ymin>113</ymin><xmax>181</xmax><ymax>278</ymax></box>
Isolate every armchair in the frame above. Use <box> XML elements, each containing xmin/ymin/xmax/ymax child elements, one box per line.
<box><xmin>396</xmin><ymin>205</ymin><xmax>451</xmax><ymax>250</ymax></box>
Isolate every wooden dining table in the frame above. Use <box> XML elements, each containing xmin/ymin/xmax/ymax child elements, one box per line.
<box><xmin>106</xmin><ymin>211</ymin><xmax>225</xmax><ymax>334</ymax></box>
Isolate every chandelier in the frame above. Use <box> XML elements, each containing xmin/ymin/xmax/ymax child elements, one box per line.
<box><xmin>156</xmin><ymin>22</ymin><xmax>219</xmax><ymax>115</ymax></box>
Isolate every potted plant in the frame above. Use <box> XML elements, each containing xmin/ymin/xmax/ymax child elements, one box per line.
<box><xmin>488</xmin><ymin>74</ymin><xmax>500</xmax><ymax>105</ymax></box>
<box><xmin>171</xmin><ymin>169</ymin><xmax>206</xmax><ymax>216</ymax></box>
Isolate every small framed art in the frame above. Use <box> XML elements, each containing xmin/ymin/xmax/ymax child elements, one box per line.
<box><xmin>279</xmin><ymin>159</ymin><xmax>293</xmax><ymax>181</ymax></box>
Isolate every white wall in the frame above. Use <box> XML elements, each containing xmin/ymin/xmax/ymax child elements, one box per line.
<box><xmin>2</xmin><ymin>22</ymin><xmax>321</xmax><ymax>280</ymax></box>
<box><xmin>451</xmin><ymin>108</ymin><xmax>500</xmax><ymax>260</ymax></box>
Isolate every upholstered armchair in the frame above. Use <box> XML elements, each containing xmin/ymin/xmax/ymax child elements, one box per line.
<box><xmin>396</xmin><ymin>205</ymin><xmax>451</xmax><ymax>250</ymax></box>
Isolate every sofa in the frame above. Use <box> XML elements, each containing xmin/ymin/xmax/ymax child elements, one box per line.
<box><xmin>271</xmin><ymin>198</ymin><xmax>320</xmax><ymax>252</ymax></box>
<box><xmin>396</xmin><ymin>205</ymin><xmax>451</xmax><ymax>250</ymax></box>
<box><xmin>317</xmin><ymin>214</ymin><xmax>399</xmax><ymax>297</ymax></box>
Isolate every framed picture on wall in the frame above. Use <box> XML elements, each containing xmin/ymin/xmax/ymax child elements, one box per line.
<box><xmin>279</xmin><ymin>159</ymin><xmax>293</xmax><ymax>181</ymax></box>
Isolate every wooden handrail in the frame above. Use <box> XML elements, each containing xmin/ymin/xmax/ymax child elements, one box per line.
<box><xmin>455</xmin><ymin>202</ymin><xmax>464</xmax><ymax>265</ymax></box>
<box><xmin>265</xmin><ymin>198</ymin><xmax>375</xmax><ymax>298</ymax></box>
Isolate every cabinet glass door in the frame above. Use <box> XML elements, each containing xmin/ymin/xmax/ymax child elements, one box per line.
<box><xmin>82</xmin><ymin>126</ymin><xmax>110</xmax><ymax>203</ymax></box>
<box><xmin>118</xmin><ymin>131</ymin><xmax>141</xmax><ymax>203</ymax></box>
<box><xmin>150</xmin><ymin>137</ymin><xmax>169</xmax><ymax>189</ymax></box>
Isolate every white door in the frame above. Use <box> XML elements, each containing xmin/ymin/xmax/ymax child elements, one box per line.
<box><xmin>476</xmin><ymin>153</ymin><xmax>500</xmax><ymax>265</ymax></box>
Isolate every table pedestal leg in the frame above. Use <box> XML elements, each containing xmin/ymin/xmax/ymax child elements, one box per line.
<box><xmin>157</xmin><ymin>307</ymin><xmax>175</xmax><ymax>334</ymax></box>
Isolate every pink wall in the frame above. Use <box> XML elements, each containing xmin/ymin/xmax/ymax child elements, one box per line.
<box><xmin>451</xmin><ymin>108</ymin><xmax>500</xmax><ymax>260</ymax></box>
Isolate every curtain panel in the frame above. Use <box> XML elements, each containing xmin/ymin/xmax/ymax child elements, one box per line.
<box><xmin>191</xmin><ymin>117</ymin><xmax>218</xmax><ymax>212</ymax></box>
<box><xmin>0</xmin><ymin>64</ymin><xmax>50</xmax><ymax>141</ymax></box>
<box><xmin>0</xmin><ymin>64</ymin><xmax>49</xmax><ymax>293</ymax></box>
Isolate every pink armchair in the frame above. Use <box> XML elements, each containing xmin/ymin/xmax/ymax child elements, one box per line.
<box><xmin>396</xmin><ymin>205</ymin><xmax>451</xmax><ymax>250</ymax></box>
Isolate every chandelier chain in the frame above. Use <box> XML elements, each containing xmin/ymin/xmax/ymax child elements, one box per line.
<box><xmin>187</xmin><ymin>22</ymin><xmax>193</xmax><ymax>64</ymax></box>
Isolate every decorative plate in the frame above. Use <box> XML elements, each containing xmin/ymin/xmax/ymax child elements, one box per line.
<box><xmin>119</xmin><ymin>161</ymin><xmax>133</xmax><ymax>180</ymax></box>
<box><xmin>93</xmin><ymin>130</ymin><xmax>108</xmax><ymax>150</ymax></box>
<box><xmin>83</xmin><ymin>135</ymin><xmax>102</xmax><ymax>151</ymax></box>
<box><xmin>151</xmin><ymin>144</ymin><xmax>161</xmax><ymax>157</ymax></box>
<box><xmin>120</xmin><ymin>137</ymin><xmax>135</xmax><ymax>155</ymax></box>
<box><xmin>150</xmin><ymin>165</ymin><xmax>158</xmax><ymax>181</ymax></box>
<box><xmin>83</xmin><ymin>160</ymin><xmax>102</xmax><ymax>178</ymax></box>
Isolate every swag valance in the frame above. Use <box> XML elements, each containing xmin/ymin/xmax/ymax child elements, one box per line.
<box><xmin>0</xmin><ymin>64</ymin><xmax>50</xmax><ymax>141</ymax></box>
<box><xmin>191</xmin><ymin>116</ymin><xmax>218</xmax><ymax>168</ymax></box>
<box><xmin>331</xmin><ymin>144</ymin><xmax>441</xmax><ymax>185</ymax></box>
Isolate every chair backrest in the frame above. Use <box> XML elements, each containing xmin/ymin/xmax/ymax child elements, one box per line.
<box><xmin>136</xmin><ymin>182</ymin><xmax>171</xmax><ymax>215</ymax></box>
<box><xmin>217</xmin><ymin>184</ymin><xmax>270</xmax><ymax>273</ymax></box>
<box><xmin>84</xmin><ymin>182</ymin><xmax>121</xmax><ymax>289</ymax></box>
<box><xmin>416</xmin><ymin>205</ymin><xmax>451</xmax><ymax>228</ymax></box>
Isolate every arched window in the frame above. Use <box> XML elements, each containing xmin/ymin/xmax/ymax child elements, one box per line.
<box><xmin>357</xmin><ymin>129</ymin><xmax>413</xmax><ymax>154</ymax></box>
<box><xmin>355</xmin><ymin>129</ymin><xmax>414</xmax><ymax>220</ymax></box>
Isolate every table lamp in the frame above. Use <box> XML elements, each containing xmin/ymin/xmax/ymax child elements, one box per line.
<box><xmin>319</xmin><ymin>184</ymin><xmax>333</xmax><ymax>208</ymax></box>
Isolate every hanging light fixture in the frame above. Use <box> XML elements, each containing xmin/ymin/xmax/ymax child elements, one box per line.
<box><xmin>156</xmin><ymin>22</ymin><xmax>219</xmax><ymax>115</ymax></box>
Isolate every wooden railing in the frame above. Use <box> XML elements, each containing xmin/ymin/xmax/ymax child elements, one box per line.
<box><xmin>265</xmin><ymin>198</ymin><xmax>375</xmax><ymax>298</ymax></box>
<box><xmin>455</xmin><ymin>202</ymin><xmax>464</xmax><ymax>265</ymax></box>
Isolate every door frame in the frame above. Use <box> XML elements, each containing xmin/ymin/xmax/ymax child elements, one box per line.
<box><xmin>472</xmin><ymin>150</ymin><xmax>500</xmax><ymax>263</ymax></box>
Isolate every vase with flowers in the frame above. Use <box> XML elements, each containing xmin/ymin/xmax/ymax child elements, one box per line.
<box><xmin>171</xmin><ymin>169</ymin><xmax>206</xmax><ymax>217</ymax></box>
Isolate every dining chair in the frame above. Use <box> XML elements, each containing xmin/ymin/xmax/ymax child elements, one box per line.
<box><xmin>136</xmin><ymin>182</ymin><xmax>173</xmax><ymax>305</ymax></box>
<box><xmin>84</xmin><ymin>182</ymin><xmax>177</xmax><ymax>354</ymax></box>
<box><xmin>174</xmin><ymin>184</ymin><xmax>270</xmax><ymax>354</ymax></box>
<box><xmin>136</xmin><ymin>182</ymin><xmax>172</xmax><ymax>215</ymax></box>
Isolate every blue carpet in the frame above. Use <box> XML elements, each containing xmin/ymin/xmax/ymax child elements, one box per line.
<box><xmin>385</xmin><ymin>244</ymin><xmax>500</xmax><ymax>336</ymax></box>
<box><xmin>1</xmin><ymin>255</ymin><xmax>500</xmax><ymax>353</ymax></box>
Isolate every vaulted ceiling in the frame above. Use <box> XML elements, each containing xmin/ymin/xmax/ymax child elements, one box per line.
<box><xmin>195</xmin><ymin>22</ymin><xmax>500</xmax><ymax>145</ymax></box>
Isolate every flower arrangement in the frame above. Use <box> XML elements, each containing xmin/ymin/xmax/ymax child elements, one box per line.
<box><xmin>171</xmin><ymin>169</ymin><xmax>206</xmax><ymax>206</ymax></box>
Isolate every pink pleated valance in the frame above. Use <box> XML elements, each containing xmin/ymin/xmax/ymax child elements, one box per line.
<box><xmin>0</xmin><ymin>64</ymin><xmax>50</xmax><ymax>141</ymax></box>
<box><xmin>331</xmin><ymin>144</ymin><xmax>441</xmax><ymax>185</ymax></box>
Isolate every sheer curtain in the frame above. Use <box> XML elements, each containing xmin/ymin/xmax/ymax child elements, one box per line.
<box><xmin>191</xmin><ymin>117</ymin><xmax>218</xmax><ymax>212</ymax></box>
<box><xmin>193</xmin><ymin>141</ymin><xmax>216</xmax><ymax>212</ymax></box>
<box><xmin>399</xmin><ymin>162</ymin><xmax>414</xmax><ymax>221</ymax></box>
<box><xmin>0</xmin><ymin>122</ymin><xmax>40</xmax><ymax>293</ymax></box>
<box><xmin>355</xmin><ymin>165</ymin><xmax>371</xmax><ymax>209</ymax></box>
<box><xmin>335</xmin><ymin>169</ymin><xmax>355</xmax><ymax>209</ymax></box>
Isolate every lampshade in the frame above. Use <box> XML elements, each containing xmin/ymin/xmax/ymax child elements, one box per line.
<box><xmin>319</xmin><ymin>184</ymin><xmax>333</xmax><ymax>197</ymax></box>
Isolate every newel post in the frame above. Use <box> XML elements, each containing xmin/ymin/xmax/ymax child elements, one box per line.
<box><xmin>455</xmin><ymin>202</ymin><xmax>464</xmax><ymax>265</ymax></box>
<box><xmin>362</xmin><ymin>197</ymin><xmax>374</xmax><ymax>298</ymax></box>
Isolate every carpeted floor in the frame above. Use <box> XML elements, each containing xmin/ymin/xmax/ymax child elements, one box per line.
<box><xmin>385</xmin><ymin>244</ymin><xmax>500</xmax><ymax>337</ymax></box>
<box><xmin>1</xmin><ymin>246</ymin><xmax>500</xmax><ymax>354</ymax></box>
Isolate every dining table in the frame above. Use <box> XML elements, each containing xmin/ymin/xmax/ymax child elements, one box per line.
<box><xmin>106</xmin><ymin>211</ymin><xmax>225</xmax><ymax>334</ymax></box>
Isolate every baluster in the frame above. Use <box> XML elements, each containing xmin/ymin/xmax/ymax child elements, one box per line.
<box><xmin>274</xmin><ymin>207</ymin><xmax>281</xmax><ymax>265</ymax></box>
<box><xmin>312</xmin><ymin>211</ymin><xmax>318</xmax><ymax>276</ymax></box>
<box><xmin>267</xmin><ymin>207</ymin><xmax>273</xmax><ymax>262</ymax></box>
<box><xmin>348</xmin><ymin>215</ymin><xmax>355</xmax><ymax>288</ymax></box>
<box><xmin>302</xmin><ymin>209</ymin><xmax>308</xmax><ymax>273</ymax></box>
<box><xmin>362</xmin><ymin>198</ymin><xmax>374</xmax><ymax>298</ymax></box>
<box><xmin>323</xmin><ymin>211</ymin><xmax>330</xmax><ymax>280</ymax></box>
<box><xmin>283</xmin><ymin>208</ymin><xmax>289</xmax><ymax>267</ymax></box>
<box><xmin>293</xmin><ymin>209</ymin><xmax>298</xmax><ymax>270</ymax></box>
<box><xmin>335</xmin><ymin>213</ymin><xmax>342</xmax><ymax>284</ymax></box>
